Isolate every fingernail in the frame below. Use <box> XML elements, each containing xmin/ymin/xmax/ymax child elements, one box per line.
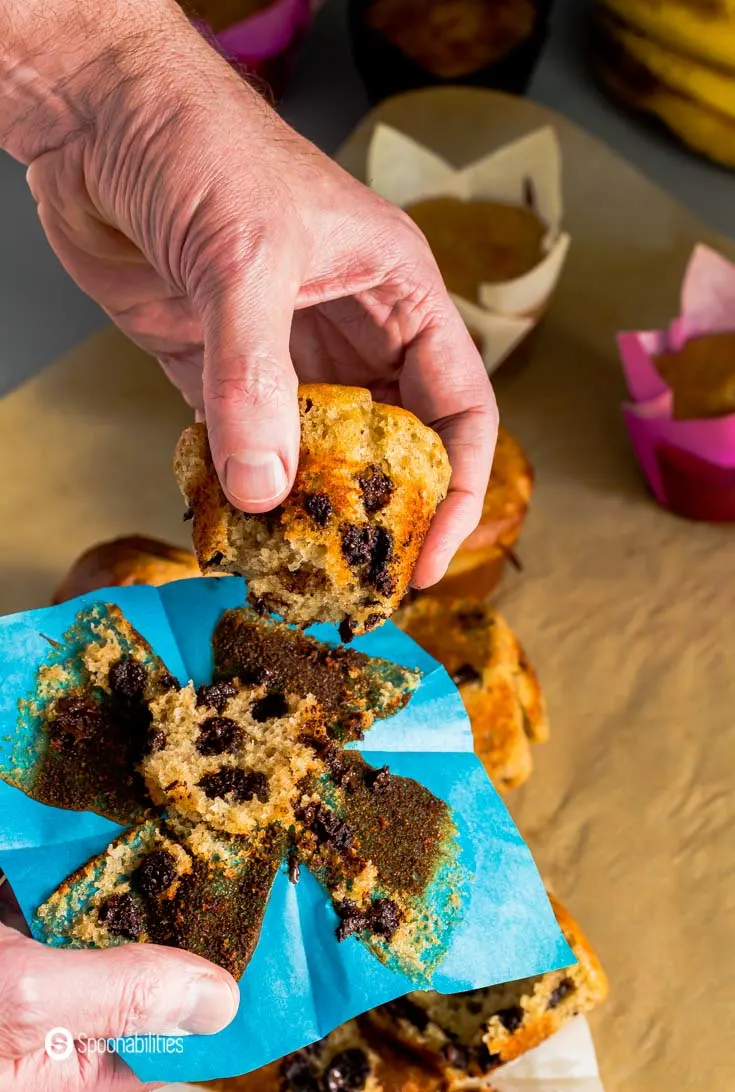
<box><xmin>225</xmin><ymin>451</ymin><xmax>287</xmax><ymax>506</ymax></box>
<box><xmin>178</xmin><ymin>974</ymin><xmax>240</xmax><ymax>1035</ymax></box>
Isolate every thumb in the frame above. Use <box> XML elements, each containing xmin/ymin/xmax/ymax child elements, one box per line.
<box><xmin>198</xmin><ymin>261</ymin><xmax>300</xmax><ymax>514</ymax></box>
<box><xmin>0</xmin><ymin>926</ymin><xmax>239</xmax><ymax>1058</ymax></box>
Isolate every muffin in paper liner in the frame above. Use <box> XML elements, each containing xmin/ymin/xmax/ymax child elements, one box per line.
<box><xmin>618</xmin><ymin>244</ymin><xmax>735</xmax><ymax>522</ymax></box>
<box><xmin>366</xmin><ymin>124</ymin><xmax>570</xmax><ymax>375</ymax></box>
<box><xmin>194</xmin><ymin>0</ymin><xmax>312</xmax><ymax>97</ymax></box>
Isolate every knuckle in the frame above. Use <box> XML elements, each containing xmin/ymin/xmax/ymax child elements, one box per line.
<box><xmin>205</xmin><ymin>356</ymin><xmax>296</xmax><ymax>412</ymax></box>
<box><xmin>0</xmin><ymin>945</ymin><xmax>49</xmax><ymax>1057</ymax></box>
<box><xmin>110</xmin><ymin>953</ymin><xmax>165</xmax><ymax>1036</ymax></box>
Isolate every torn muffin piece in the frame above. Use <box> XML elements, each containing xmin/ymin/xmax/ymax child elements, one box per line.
<box><xmin>367</xmin><ymin>893</ymin><xmax>608</xmax><ymax>1085</ymax></box>
<box><xmin>395</xmin><ymin>598</ymin><xmax>547</xmax><ymax>792</ymax></box>
<box><xmin>3</xmin><ymin>603</ymin><xmax>180</xmax><ymax>825</ymax></box>
<box><xmin>141</xmin><ymin>680</ymin><xmax>328</xmax><ymax>836</ymax></box>
<box><xmin>174</xmin><ymin>384</ymin><xmax>451</xmax><ymax>639</ymax></box>
<box><xmin>34</xmin><ymin>816</ymin><xmax>284</xmax><ymax>979</ymax></box>
<box><xmin>212</xmin><ymin>606</ymin><xmax>420</xmax><ymax>741</ymax></box>
<box><xmin>294</xmin><ymin>746</ymin><xmax>464</xmax><ymax>982</ymax></box>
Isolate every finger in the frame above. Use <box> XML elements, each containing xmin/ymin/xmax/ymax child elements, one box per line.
<box><xmin>7</xmin><ymin>1049</ymin><xmax>164</xmax><ymax>1092</ymax></box>
<box><xmin>196</xmin><ymin>244</ymin><xmax>301</xmax><ymax>514</ymax></box>
<box><xmin>399</xmin><ymin>297</ymin><xmax>498</xmax><ymax>588</ymax></box>
<box><xmin>0</xmin><ymin>926</ymin><xmax>239</xmax><ymax>1059</ymax></box>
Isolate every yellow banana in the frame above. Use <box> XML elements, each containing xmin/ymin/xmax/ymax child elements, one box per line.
<box><xmin>598</xmin><ymin>7</ymin><xmax>735</xmax><ymax>119</ymax></box>
<box><xmin>598</xmin><ymin>0</ymin><xmax>735</xmax><ymax>70</ymax></box>
<box><xmin>594</xmin><ymin>12</ymin><xmax>735</xmax><ymax>167</ymax></box>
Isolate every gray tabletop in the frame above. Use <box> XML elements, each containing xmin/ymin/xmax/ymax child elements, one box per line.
<box><xmin>1</xmin><ymin>0</ymin><xmax>733</xmax><ymax>395</ymax></box>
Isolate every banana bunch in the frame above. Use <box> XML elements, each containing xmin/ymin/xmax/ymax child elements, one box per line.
<box><xmin>592</xmin><ymin>0</ymin><xmax>735</xmax><ymax>168</ymax></box>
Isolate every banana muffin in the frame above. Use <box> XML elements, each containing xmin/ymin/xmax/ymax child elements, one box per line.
<box><xmin>404</xmin><ymin>197</ymin><xmax>546</xmax><ymax>303</ymax></box>
<box><xmin>395</xmin><ymin>598</ymin><xmax>547</xmax><ymax>791</ymax></box>
<box><xmin>368</xmin><ymin>893</ymin><xmax>608</xmax><ymax>1084</ymax></box>
<box><xmin>175</xmin><ymin>384</ymin><xmax>451</xmax><ymax>640</ymax></box>
<box><xmin>52</xmin><ymin>535</ymin><xmax>201</xmax><ymax>605</ymax></box>
<box><xmin>428</xmin><ymin>425</ymin><xmax>533</xmax><ymax>600</ymax></box>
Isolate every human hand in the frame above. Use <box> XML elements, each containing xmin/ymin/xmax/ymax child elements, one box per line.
<box><xmin>0</xmin><ymin>917</ymin><xmax>238</xmax><ymax>1091</ymax></box>
<box><xmin>9</xmin><ymin>0</ymin><xmax>497</xmax><ymax>588</ymax></box>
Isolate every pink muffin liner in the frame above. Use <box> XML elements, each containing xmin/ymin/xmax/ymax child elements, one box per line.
<box><xmin>194</xmin><ymin>0</ymin><xmax>312</xmax><ymax>92</ymax></box>
<box><xmin>618</xmin><ymin>244</ymin><xmax>735</xmax><ymax>522</ymax></box>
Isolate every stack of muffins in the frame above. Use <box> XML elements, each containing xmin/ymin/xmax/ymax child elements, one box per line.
<box><xmin>592</xmin><ymin>0</ymin><xmax>735</xmax><ymax>168</ymax></box>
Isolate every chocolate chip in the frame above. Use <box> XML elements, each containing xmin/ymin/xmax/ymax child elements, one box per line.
<box><xmin>474</xmin><ymin>1044</ymin><xmax>501</xmax><ymax>1072</ymax></box>
<box><xmin>367</xmin><ymin>526</ymin><xmax>394</xmax><ymax>595</ymax></box>
<box><xmin>365</xmin><ymin>613</ymin><xmax>383</xmax><ymax>631</ymax></box>
<box><xmin>206</xmin><ymin>550</ymin><xmax>224</xmax><ymax>567</ymax></box>
<box><xmin>364</xmin><ymin>765</ymin><xmax>390</xmax><ymax>792</ymax></box>
<box><xmin>304</xmin><ymin>493</ymin><xmax>333</xmax><ymax>527</ymax></box>
<box><xmin>385</xmin><ymin>996</ymin><xmax>430</xmax><ymax>1032</ymax></box>
<box><xmin>250</xmin><ymin>596</ymin><xmax>270</xmax><ymax>617</ymax></box>
<box><xmin>196</xmin><ymin>680</ymin><xmax>237</xmax><ymax>714</ymax></box>
<box><xmin>251</xmin><ymin>691</ymin><xmax>289</xmax><ymax>722</ymax></box>
<box><xmin>148</xmin><ymin>729</ymin><xmax>167</xmax><ymax>753</ymax></box>
<box><xmin>196</xmin><ymin>716</ymin><xmax>241</xmax><ymax>756</ymax></box>
<box><xmin>325</xmin><ymin>1048</ymin><xmax>371</xmax><ymax>1092</ymax></box>
<box><xmin>183</xmin><ymin>507</ymin><xmax>193</xmax><ymax>522</ymax></box>
<box><xmin>341</xmin><ymin>525</ymin><xmax>375</xmax><ymax>568</ymax></box>
<box><xmin>108</xmin><ymin>658</ymin><xmax>148</xmax><ymax>702</ymax></box>
<box><xmin>303</xmin><ymin>737</ymin><xmax>358</xmax><ymax>790</ymax></box>
<box><xmin>198</xmin><ymin>767</ymin><xmax>269</xmax><ymax>803</ymax></box>
<box><xmin>281</xmin><ymin>1052</ymin><xmax>319</xmax><ymax>1092</ymax></box>
<box><xmin>238</xmin><ymin>664</ymin><xmax>273</xmax><ymax>687</ymax></box>
<box><xmin>547</xmin><ymin>976</ymin><xmax>575</xmax><ymax>1010</ymax></box>
<box><xmin>335</xmin><ymin>899</ymin><xmax>364</xmax><ymax>941</ymax></box>
<box><xmin>337</xmin><ymin>712</ymin><xmax>365</xmax><ymax>741</ymax></box>
<box><xmin>369</xmin><ymin>898</ymin><xmax>401</xmax><ymax>939</ymax></box>
<box><xmin>158</xmin><ymin>672</ymin><xmax>181</xmax><ymax>692</ymax></box>
<box><xmin>47</xmin><ymin>697</ymin><xmax>103</xmax><ymax>752</ymax></box>
<box><xmin>497</xmin><ymin>1005</ymin><xmax>524</xmax><ymax>1033</ymax></box>
<box><xmin>457</xmin><ymin>607</ymin><xmax>485</xmax><ymax>628</ymax></box>
<box><xmin>452</xmin><ymin>663</ymin><xmax>481</xmax><ymax>686</ymax></box>
<box><xmin>303</xmin><ymin>398</ymin><xmax>314</xmax><ymax>414</ymax></box>
<box><xmin>288</xmin><ymin>848</ymin><xmax>300</xmax><ymax>885</ymax></box>
<box><xmin>98</xmin><ymin>893</ymin><xmax>143</xmax><ymax>940</ymax></box>
<box><xmin>443</xmin><ymin>1043</ymin><xmax>471</xmax><ymax>1069</ymax></box>
<box><xmin>338</xmin><ymin>618</ymin><xmax>357</xmax><ymax>644</ymax></box>
<box><xmin>136</xmin><ymin>849</ymin><xmax>177</xmax><ymax>898</ymax></box>
<box><xmin>300</xmin><ymin>803</ymin><xmax>353</xmax><ymax>850</ymax></box>
<box><xmin>358</xmin><ymin>465</ymin><xmax>394</xmax><ymax>514</ymax></box>
<box><xmin>335</xmin><ymin>897</ymin><xmax>400</xmax><ymax>941</ymax></box>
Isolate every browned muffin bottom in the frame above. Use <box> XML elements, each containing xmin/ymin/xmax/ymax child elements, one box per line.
<box><xmin>365</xmin><ymin>0</ymin><xmax>537</xmax><ymax>78</ymax></box>
<box><xmin>653</xmin><ymin>331</ymin><xmax>735</xmax><ymax>420</ymax></box>
<box><xmin>404</xmin><ymin>198</ymin><xmax>546</xmax><ymax>303</ymax></box>
<box><xmin>212</xmin><ymin>606</ymin><xmax>419</xmax><ymax>741</ymax></box>
<box><xmin>32</xmin><ymin>601</ymin><xmax>460</xmax><ymax>980</ymax></box>
<box><xmin>21</xmin><ymin>606</ymin><xmax>181</xmax><ymax>824</ymax></box>
<box><xmin>35</xmin><ymin>816</ymin><xmax>285</xmax><ymax>980</ymax></box>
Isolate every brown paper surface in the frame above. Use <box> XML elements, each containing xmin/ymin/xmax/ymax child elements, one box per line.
<box><xmin>0</xmin><ymin>88</ymin><xmax>732</xmax><ymax>1091</ymax></box>
<box><xmin>340</xmin><ymin>89</ymin><xmax>735</xmax><ymax>1092</ymax></box>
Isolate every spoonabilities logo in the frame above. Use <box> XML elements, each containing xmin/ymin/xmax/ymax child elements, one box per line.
<box><xmin>45</xmin><ymin>1026</ymin><xmax>74</xmax><ymax>1062</ymax></box>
